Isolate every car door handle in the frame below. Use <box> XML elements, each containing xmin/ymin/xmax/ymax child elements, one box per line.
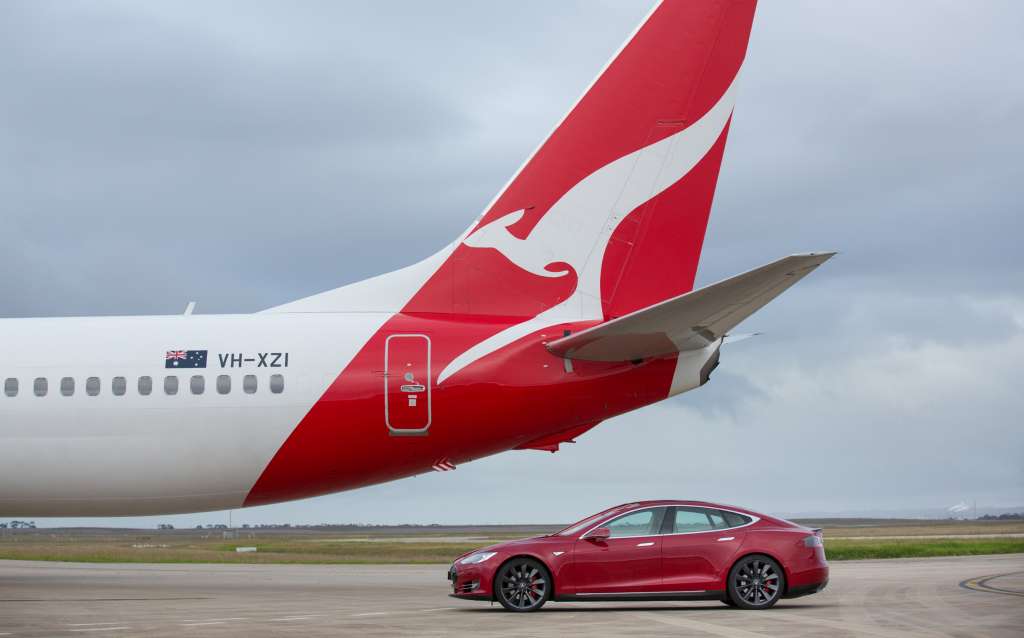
<box><xmin>717</xmin><ymin>536</ymin><xmax>735</xmax><ymax>542</ymax></box>
<box><xmin>636</xmin><ymin>541</ymin><xmax>655</xmax><ymax>547</ymax></box>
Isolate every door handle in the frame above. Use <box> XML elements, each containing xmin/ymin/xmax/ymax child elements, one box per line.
<box><xmin>636</xmin><ymin>541</ymin><xmax>655</xmax><ymax>547</ymax></box>
<box><xmin>717</xmin><ymin>536</ymin><xmax>735</xmax><ymax>542</ymax></box>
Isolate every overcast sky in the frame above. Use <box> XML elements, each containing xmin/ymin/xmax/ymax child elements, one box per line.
<box><xmin>2</xmin><ymin>1</ymin><xmax>1022</xmax><ymax>527</ymax></box>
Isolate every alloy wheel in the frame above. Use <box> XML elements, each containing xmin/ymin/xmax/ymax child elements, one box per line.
<box><xmin>496</xmin><ymin>558</ymin><xmax>549</xmax><ymax>612</ymax></box>
<box><xmin>729</xmin><ymin>555</ymin><xmax>784</xmax><ymax>609</ymax></box>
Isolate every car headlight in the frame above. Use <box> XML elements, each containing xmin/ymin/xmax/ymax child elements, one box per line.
<box><xmin>458</xmin><ymin>551</ymin><xmax>497</xmax><ymax>565</ymax></box>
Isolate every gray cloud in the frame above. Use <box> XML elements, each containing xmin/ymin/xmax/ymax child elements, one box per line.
<box><xmin>1</xmin><ymin>1</ymin><xmax>1020</xmax><ymax>526</ymax></box>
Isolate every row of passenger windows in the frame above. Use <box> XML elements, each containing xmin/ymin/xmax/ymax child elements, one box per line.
<box><xmin>2</xmin><ymin>374</ymin><xmax>284</xmax><ymax>398</ymax></box>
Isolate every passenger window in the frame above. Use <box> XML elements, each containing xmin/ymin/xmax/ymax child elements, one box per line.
<box><xmin>243</xmin><ymin>374</ymin><xmax>257</xmax><ymax>394</ymax></box>
<box><xmin>4</xmin><ymin>378</ymin><xmax>17</xmax><ymax>397</ymax></box>
<box><xmin>270</xmin><ymin>374</ymin><xmax>284</xmax><ymax>394</ymax></box>
<box><xmin>164</xmin><ymin>376</ymin><xmax>178</xmax><ymax>395</ymax></box>
<box><xmin>86</xmin><ymin>377</ymin><xmax>100</xmax><ymax>396</ymax></box>
<box><xmin>34</xmin><ymin>377</ymin><xmax>48</xmax><ymax>397</ymax></box>
<box><xmin>707</xmin><ymin>510</ymin><xmax>727</xmax><ymax>529</ymax></box>
<box><xmin>112</xmin><ymin>377</ymin><xmax>126</xmax><ymax>396</ymax></box>
<box><xmin>601</xmin><ymin>508</ymin><xmax>665</xmax><ymax>538</ymax></box>
<box><xmin>190</xmin><ymin>375</ymin><xmax>205</xmax><ymax>395</ymax></box>
<box><xmin>138</xmin><ymin>376</ymin><xmax>153</xmax><ymax>396</ymax></box>
<box><xmin>721</xmin><ymin>510</ymin><xmax>753</xmax><ymax>528</ymax></box>
<box><xmin>216</xmin><ymin>375</ymin><xmax>231</xmax><ymax>395</ymax></box>
<box><xmin>60</xmin><ymin>377</ymin><xmax>75</xmax><ymax>397</ymax></box>
<box><xmin>671</xmin><ymin>507</ymin><xmax>716</xmax><ymax>534</ymax></box>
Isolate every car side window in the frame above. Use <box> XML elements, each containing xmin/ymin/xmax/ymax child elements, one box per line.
<box><xmin>706</xmin><ymin>509</ymin><xmax>727</xmax><ymax>529</ymax></box>
<box><xmin>671</xmin><ymin>507</ymin><xmax>716</xmax><ymax>533</ymax></box>
<box><xmin>720</xmin><ymin>510</ymin><xmax>753</xmax><ymax>528</ymax></box>
<box><xmin>602</xmin><ymin>507</ymin><xmax>666</xmax><ymax>538</ymax></box>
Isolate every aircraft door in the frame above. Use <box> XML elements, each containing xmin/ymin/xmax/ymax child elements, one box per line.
<box><xmin>385</xmin><ymin>334</ymin><xmax>431</xmax><ymax>436</ymax></box>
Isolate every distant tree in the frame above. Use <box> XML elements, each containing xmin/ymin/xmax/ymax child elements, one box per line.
<box><xmin>195</xmin><ymin>525</ymin><xmax>204</xmax><ymax>529</ymax></box>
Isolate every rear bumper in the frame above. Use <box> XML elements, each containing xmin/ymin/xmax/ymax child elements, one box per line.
<box><xmin>785</xmin><ymin>578</ymin><xmax>828</xmax><ymax>599</ymax></box>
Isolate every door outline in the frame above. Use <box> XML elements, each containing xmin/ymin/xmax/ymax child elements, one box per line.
<box><xmin>385</xmin><ymin>334</ymin><xmax>431</xmax><ymax>436</ymax></box>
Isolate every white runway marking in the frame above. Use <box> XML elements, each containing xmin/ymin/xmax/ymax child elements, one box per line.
<box><xmin>634</xmin><ymin>612</ymin><xmax>769</xmax><ymax>637</ymax></box>
<box><xmin>269</xmin><ymin>616</ymin><xmax>320</xmax><ymax>621</ymax></box>
<box><xmin>417</xmin><ymin>607</ymin><xmax>455</xmax><ymax>612</ymax></box>
<box><xmin>351</xmin><ymin>612</ymin><xmax>388</xmax><ymax>617</ymax></box>
<box><xmin>66</xmin><ymin>624</ymin><xmax>123</xmax><ymax>627</ymax></box>
<box><xmin>180</xmin><ymin>618</ymin><xmax>247</xmax><ymax>622</ymax></box>
<box><xmin>180</xmin><ymin>621</ymin><xmax>225</xmax><ymax>626</ymax></box>
<box><xmin>764</xmin><ymin>613</ymin><xmax>922</xmax><ymax>638</ymax></box>
<box><xmin>69</xmin><ymin>628</ymin><xmax>131</xmax><ymax>633</ymax></box>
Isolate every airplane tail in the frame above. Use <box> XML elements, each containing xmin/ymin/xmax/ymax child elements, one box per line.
<box><xmin>456</xmin><ymin>0</ymin><xmax>758</xmax><ymax>321</ymax></box>
<box><xmin>268</xmin><ymin>1</ymin><xmax>758</xmax><ymax>326</ymax></box>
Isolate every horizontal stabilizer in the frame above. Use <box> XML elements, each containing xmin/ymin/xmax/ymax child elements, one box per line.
<box><xmin>546</xmin><ymin>253</ymin><xmax>835</xmax><ymax>361</ymax></box>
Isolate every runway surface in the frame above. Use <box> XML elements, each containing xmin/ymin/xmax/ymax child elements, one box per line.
<box><xmin>1</xmin><ymin>554</ymin><xmax>1021</xmax><ymax>637</ymax></box>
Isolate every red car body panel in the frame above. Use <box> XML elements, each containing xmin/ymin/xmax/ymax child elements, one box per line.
<box><xmin>449</xmin><ymin>501</ymin><xmax>829</xmax><ymax>604</ymax></box>
<box><xmin>570</xmin><ymin>535</ymin><xmax>664</xmax><ymax>594</ymax></box>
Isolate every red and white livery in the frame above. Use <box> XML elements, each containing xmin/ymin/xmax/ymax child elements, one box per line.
<box><xmin>0</xmin><ymin>0</ymin><xmax>833</xmax><ymax>517</ymax></box>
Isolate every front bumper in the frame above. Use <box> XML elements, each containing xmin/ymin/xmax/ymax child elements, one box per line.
<box><xmin>448</xmin><ymin>563</ymin><xmax>493</xmax><ymax>600</ymax></box>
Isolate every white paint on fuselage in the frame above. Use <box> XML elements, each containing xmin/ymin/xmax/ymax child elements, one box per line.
<box><xmin>0</xmin><ymin>312</ymin><xmax>386</xmax><ymax>516</ymax></box>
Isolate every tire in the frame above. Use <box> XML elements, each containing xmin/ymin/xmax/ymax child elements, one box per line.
<box><xmin>727</xmin><ymin>554</ymin><xmax>785</xmax><ymax>610</ymax></box>
<box><xmin>494</xmin><ymin>557</ymin><xmax>551</xmax><ymax>612</ymax></box>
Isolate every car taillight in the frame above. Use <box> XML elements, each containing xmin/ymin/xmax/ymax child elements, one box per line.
<box><xmin>803</xmin><ymin>530</ymin><xmax>824</xmax><ymax>547</ymax></box>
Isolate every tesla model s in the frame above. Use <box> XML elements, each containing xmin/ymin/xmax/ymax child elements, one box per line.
<box><xmin>448</xmin><ymin>500</ymin><xmax>828</xmax><ymax>612</ymax></box>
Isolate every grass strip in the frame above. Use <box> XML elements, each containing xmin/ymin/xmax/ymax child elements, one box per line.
<box><xmin>824</xmin><ymin>538</ymin><xmax>1024</xmax><ymax>561</ymax></box>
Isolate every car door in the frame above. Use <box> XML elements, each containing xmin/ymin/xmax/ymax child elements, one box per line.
<box><xmin>570</xmin><ymin>507</ymin><xmax>667</xmax><ymax>595</ymax></box>
<box><xmin>660</xmin><ymin>506</ymin><xmax>747</xmax><ymax>592</ymax></box>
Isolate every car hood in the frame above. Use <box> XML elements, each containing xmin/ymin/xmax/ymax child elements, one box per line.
<box><xmin>455</xmin><ymin>535</ymin><xmax>566</xmax><ymax>562</ymax></box>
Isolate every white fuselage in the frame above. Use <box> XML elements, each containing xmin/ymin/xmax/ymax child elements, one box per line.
<box><xmin>0</xmin><ymin>313</ymin><xmax>380</xmax><ymax>516</ymax></box>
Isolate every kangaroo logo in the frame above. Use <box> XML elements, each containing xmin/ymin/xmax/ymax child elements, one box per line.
<box><xmin>439</xmin><ymin>69</ymin><xmax>743</xmax><ymax>384</ymax></box>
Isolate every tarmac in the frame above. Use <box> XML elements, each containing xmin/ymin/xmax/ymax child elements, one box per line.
<box><xmin>0</xmin><ymin>554</ymin><xmax>1021</xmax><ymax>637</ymax></box>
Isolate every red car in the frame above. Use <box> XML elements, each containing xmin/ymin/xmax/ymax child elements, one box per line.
<box><xmin>448</xmin><ymin>500</ymin><xmax>828</xmax><ymax>612</ymax></box>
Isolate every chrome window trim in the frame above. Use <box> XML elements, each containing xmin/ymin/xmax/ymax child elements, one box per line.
<box><xmin>579</xmin><ymin>504</ymin><xmax>760</xmax><ymax>540</ymax></box>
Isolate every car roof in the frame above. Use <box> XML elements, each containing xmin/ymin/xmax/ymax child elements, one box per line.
<box><xmin>607</xmin><ymin>500</ymin><xmax>760</xmax><ymax>515</ymax></box>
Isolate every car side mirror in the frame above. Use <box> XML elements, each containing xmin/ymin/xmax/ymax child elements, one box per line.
<box><xmin>587</xmin><ymin>527</ymin><xmax>611</xmax><ymax>542</ymax></box>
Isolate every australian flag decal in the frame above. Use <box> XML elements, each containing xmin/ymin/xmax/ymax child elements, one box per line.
<box><xmin>165</xmin><ymin>349</ymin><xmax>208</xmax><ymax>369</ymax></box>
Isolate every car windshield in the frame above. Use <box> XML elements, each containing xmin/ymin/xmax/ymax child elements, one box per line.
<box><xmin>552</xmin><ymin>505</ymin><xmax>628</xmax><ymax>537</ymax></box>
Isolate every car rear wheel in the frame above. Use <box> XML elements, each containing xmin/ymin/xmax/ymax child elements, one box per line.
<box><xmin>727</xmin><ymin>554</ymin><xmax>785</xmax><ymax>610</ymax></box>
<box><xmin>495</xmin><ymin>557</ymin><xmax>550</xmax><ymax>612</ymax></box>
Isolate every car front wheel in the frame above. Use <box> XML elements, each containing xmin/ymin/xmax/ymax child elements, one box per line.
<box><xmin>727</xmin><ymin>554</ymin><xmax>785</xmax><ymax>610</ymax></box>
<box><xmin>495</xmin><ymin>557</ymin><xmax>550</xmax><ymax>612</ymax></box>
